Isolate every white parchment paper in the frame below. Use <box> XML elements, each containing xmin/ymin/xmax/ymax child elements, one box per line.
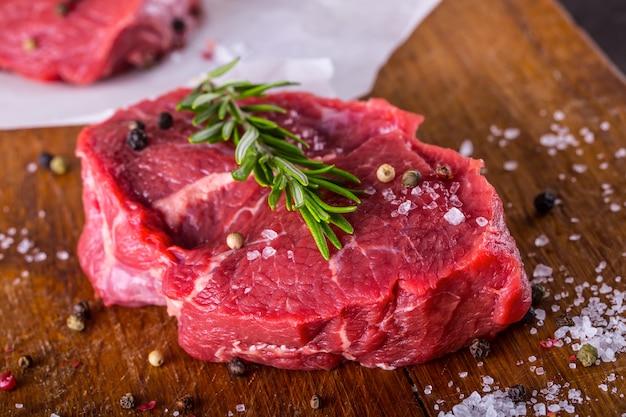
<box><xmin>0</xmin><ymin>0</ymin><xmax>440</xmax><ymax>130</ymax></box>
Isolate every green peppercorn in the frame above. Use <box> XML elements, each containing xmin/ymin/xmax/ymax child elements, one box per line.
<box><xmin>119</xmin><ymin>392</ymin><xmax>136</xmax><ymax>409</ymax></box>
<box><xmin>50</xmin><ymin>155</ymin><xmax>69</xmax><ymax>175</ymax></box>
<box><xmin>469</xmin><ymin>338</ymin><xmax>490</xmax><ymax>359</ymax></box>
<box><xmin>228</xmin><ymin>357</ymin><xmax>247</xmax><ymax>377</ymax></box>
<box><xmin>401</xmin><ymin>169</ymin><xmax>422</xmax><ymax>188</ymax></box>
<box><xmin>577</xmin><ymin>343</ymin><xmax>598</xmax><ymax>367</ymax></box>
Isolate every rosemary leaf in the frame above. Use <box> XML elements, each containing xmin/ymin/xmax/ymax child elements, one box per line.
<box><xmin>290</xmin><ymin>181</ymin><xmax>306</xmax><ymax>209</ymax></box>
<box><xmin>305</xmin><ymin>190</ymin><xmax>357</xmax><ymax>214</ymax></box>
<box><xmin>274</xmin><ymin>157</ymin><xmax>308</xmax><ymax>186</ymax></box>
<box><xmin>240</xmin><ymin>104</ymin><xmax>286</xmax><ymax>113</ymax></box>
<box><xmin>237</xmin><ymin>81</ymin><xmax>297</xmax><ymax>99</ymax></box>
<box><xmin>300</xmin><ymin>206</ymin><xmax>331</xmax><ymax>261</ymax></box>
<box><xmin>221</xmin><ymin>119</ymin><xmax>236</xmax><ymax>141</ymax></box>
<box><xmin>206</xmin><ymin>58</ymin><xmax>240</xmax><ymax>78</ymax></box>
<box><xmin>232</xmin><ymin>152</ymin><xmax>257</xmax><ymax>181</ymax></box>
<box><xmin>235</xmin><ymin>125</ymin><xmax>259</xmax><ymax>164</ymax></box>
<box><xmin>179</xmin><ymin>59</ymin><xmax>362</xmax><ymax>260</ymax></box>
<box><xmin>319</xmin><ymin>221</ymin><xmax>342</xmax><ymax>250</ymax></box>
<box><xmin>189</xmin><ymin>121</ymin><xmax>224</xmax><ymax>143</ymax></box>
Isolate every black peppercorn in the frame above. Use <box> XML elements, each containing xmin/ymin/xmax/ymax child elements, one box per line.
<box><xmin>227</xmin><ymin>357</ymin><xmax>247</xmax><ymax>377</ymax></box>
<box><xmin>17</xmin><ymin>355</ymin><xmax>33</xmax><ymax>369</ymax></box>
<box><xmin>531</xmin><ymin>284</ymin><xmax>545</xmax><ymax>306</ymax></box>
<box><xmin>469</xmin><ymin>338</ymin><xmax>491</xmax><ymax>359</ymax></box>
<box><xmin>533</xmin><ymin>191</ymin><xmax>556</xmax><ymax>214</ymax></box>
<box><xmin>126</xmin><ymin>128</ymin><xmax>148</xmax><ymax>150</ymax></box>
<box><xmin>507</xmin><ymin>384</ymin><xmax>527</xmax><ymax>403</ymax></box>
<box><xmin>172</xmin><ymin>18</ymin><xmax>186</xmax><ymax>33</ymax></box>
<box><xmin>73</xmin><ymin>300</ymin><xmax>91</xmax><ymax>319</ymax></box>
<box><xmin>120</xmin><ymin>392</ymin><xmax>136</xmax><ymax>409</ymax></box>
<box><xmin>38</xmin><ymin>152</ymin><xmax>53</xmax><ymax>168</ymax></box>
<box><xmin>157</xmin><ymin>112</ymin><xmax>174</xmax><ymax>130</ymax></box>
<box><xmin>176</xmin><ymin>395</ymin><xmax>194</xmax><ymax>410</ymax></box>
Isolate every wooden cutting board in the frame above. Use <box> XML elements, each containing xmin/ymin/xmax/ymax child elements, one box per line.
<box><xmin>2</xmin><ymin>0</ymin><xmax>626</xmax><ymax>415</ymax></box>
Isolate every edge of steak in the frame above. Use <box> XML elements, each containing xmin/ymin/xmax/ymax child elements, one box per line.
<box><xmin>76</xmin><ymin>89</ymin><xmax>531</xmax><ymax>369</ymax></box>
<box><xmin>0</xmin><ymin>0</ymin><xmax>200</xmax><ymax>84</ymax></box>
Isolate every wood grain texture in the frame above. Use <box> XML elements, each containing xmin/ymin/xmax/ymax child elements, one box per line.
<box><xmin>2</xmin><ymin>0</ymin><xmax>626</xmax><ymax>415</ymax></box>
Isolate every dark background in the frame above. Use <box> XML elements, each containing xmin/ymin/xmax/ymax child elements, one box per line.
<box><xmin>561</xmin><ymin>0</ymin><xmax>626</xmax><ymax>76</ymax></box>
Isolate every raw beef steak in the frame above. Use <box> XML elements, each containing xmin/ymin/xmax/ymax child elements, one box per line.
<box><xmin>76</xmin><ymin>89</ymin><xmax>531</xmax><ymax>370</ymax></box>
<box><xmin>0</xmin><ymin>0</ymin><xmax>200</xmax><ymax>84</ymax></box>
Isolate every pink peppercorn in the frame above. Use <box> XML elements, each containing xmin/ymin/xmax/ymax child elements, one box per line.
<box><xmin>0</xmin><ymin>370</ymin><xmax>17</xmax><ymax>391</ymax></box>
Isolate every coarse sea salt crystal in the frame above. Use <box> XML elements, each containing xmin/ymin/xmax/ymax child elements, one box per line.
<box><xmin>444</xmin><ymin>208</ymin><xmax>465</xmax><ymax>226</ymax></box>
<box><xmin>503</xmin><ymin>128</ymin><xmax>520</xmax><ymax>140</ymax></box>
<box><xmin>535</xmin><ymin>309</ymin><xmax>547</xmax><ymax>320</ymax></box>
<box><xmin>475</xmin><ymin>217</ymin><xmax>488</xmax><ymax>227</ymax></box>
<box><xmin>615</xmin><ymin>148</ymin><xmax>626</xmax><ymax>158</ymax></box>
<box><xmin>56</xmin><ymin>250</ymin><xmax>69</xmax><ymax>260</ymax></box>
<box><xmin>553</xmin><ymin>110</ymin><xmax>565</xmax><ymax>121</ymax></box>
<box><xmin>572</xmin><ymin>163</ymin><xmax>588</xmax><ymax>173</ymax></box>
<box><xmin>535</xmin><ymin>234</ymin><xmax>549</xmax><ymax>247</ymax></box>
<box><xmin>503</xmin><ymin>160</ymin><xmax>518</xmax><ymax>171</ymax></box>
<box><xmin>364</xmin><ymin>186</ymin><xmax>376</xmax><ymax>195</ymax></box>
<box><xmin>33</xmin><ymin>252</ymin><xmax>47</xmax><ymax>262</ymax></box>
<box><xmin>261</xmin><ymin>229</ymin><xmax>278</xmax><ymax>240</ymax></box>
<box><xmin>27</xmin><ymin>162</ymin><xmax>37</xmax><ymax>173</ymax></box>
<box><xmin>600</xmin><ymin>121</ymin><xmax>610</xmax><ymax>131</ymax></box>
<box><xmin>397</xmin><ymin>200</ymin><xmax>414</xmax><ymax>215</ymax></box>
<box><xmin>262</xmin><ymin>246</ymin><xmax>276</xmax><ymax>259</ymax></box>
<box><xmin>533</xmin><ymin>264</ymin><xmax>553</xmax><ymax>278</ymax></box>
<box><xmin>459</xmin><ymin>139</ymin><xmax>474</xmax><ymax>157</ymax></box>
<box><xmin>246</xmin><ymin>250</ymin><xmax>261</xmax><ymax>261</ymax></box>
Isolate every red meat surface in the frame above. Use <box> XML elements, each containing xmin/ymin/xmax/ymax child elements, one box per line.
<box><xmin>0</xmin><ymin>0</ymin><xmax>200</xmax><ymax>84</ymax></box>
<box><xmin>76</xmin><ymin>89</ymin><xmax>531</xmax><ymax>370</ymax></box>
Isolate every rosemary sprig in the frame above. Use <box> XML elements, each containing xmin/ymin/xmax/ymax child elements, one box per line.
<box><xmin>177</xmin><ymin>59</ymin><xmax>361</xmax><ymax>260</ymax></box>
